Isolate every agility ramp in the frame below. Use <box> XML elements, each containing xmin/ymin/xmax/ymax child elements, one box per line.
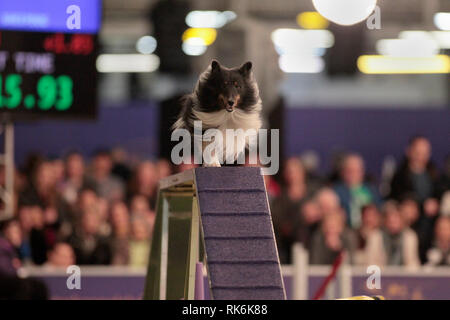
<box><xmin>143</xmin><ymin>167</ymin><xmax>286</xmax><ymax>300</ymax></box>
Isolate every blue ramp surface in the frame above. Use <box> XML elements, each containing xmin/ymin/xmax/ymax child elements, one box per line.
<box><xmin>195</xmin><ymin>167</ymin><xmax>286</xmax><ymax>300</ymax></box>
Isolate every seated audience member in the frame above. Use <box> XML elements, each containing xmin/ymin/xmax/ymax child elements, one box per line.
<box><xmin>111</xmin><ymin>147</ymin><xmax>132</xmax><ymax>183</ymax></box>
<box><xmin>357</xmin><ymin>204</ymin><xmax>381</xmax><ymax>249</ymax></box>
<box><xmin>2</xmin><ymin>220</ymin><xmax>23</xmax><ymax>259</ymax></box>
<box><xmin>50</xmin><ymin>157</ymin><xmax>65</xmax><ymax>190</ymax></box>
<box><xmin>60</xmin><ymin>152</ymin><xmax>96</xmax><ymax>207</ymax></box>
<box><xmin>98</xmin><ymin>197</ymin><xmax>111</xmax><ymax>237</ymax></box>
<box><xmin>300</xmin><ymin>150</ymin><xmax>324</xmax><ymax>193</ymax></box>
<box><xmin>156</xmin><ymin>158</ymin><xmax>173</xmax><ymax>180</ymax></box>
<box><xmin>69</xmin><ymin>211</ymin><xmax>112</xmax><ymax>265</ymax></box>
<box><xmin>128</xmin><ymin>161</ymin><xmax>158</xmax><ymax>210</ymax></box>
<box><xmin>436</xmin><ymin>154</ymin><xmax>450</xmax><ymax>200</ymax></box>
<box><xmin>90</xmin><ymin>150</ymin><xmax>125</xmax><ymax>202</ymax></box>
<box><xmin>296</xmin><ymin>188</ymin><xmax>342</xmax><ymax>247</ymax></box>
<box><xmin>60</xmin><ymin>188</ymin><xmax>98</xmax><ymax>238</ymax></box>
<box><xmin>0</xmin><ymin>220</ymin><xmax>22</xmax><ymax>274</ymax></box>
<box><xmin>295</xmin><ymin>199</ymin><xmax>321</xmax><ymax>248</ymax></box>
<box><xmin>399</xmin><ymin>196</ymin><xmax>420</xmax><ymax>231</ymax></box>
<box><xmin>110</xmin><ymin>201</ymin><xmax>131</xmax><ymax>265</ymax></box>
<box><xmin>333</xmin><ymin>153</ymin><xmax>381</xmax><ymax>229</ymax></box>
<box><xmin>315</xmin><ymin>187</ymin><xmax>341</xmax><ymax>216</ymax></box>
<box><xmin>440</xmin><ymin>191</ymin><xmax>450</xmax><ymax>217</ymax></box>
<box><xmin>128</xmin><ymin>217</ymin><xmax>152</xmax><ymax>267</ymax></box>
<box><xmin>19</xmin><ymin>160</ymin><xmax>56</xmax><ymax>209</ymax></box>
<box><xmin>24</xmin><ymin>205</ymin><xmax>48</xmax><ymax>265</ymax></box>
<box><xmin>425</xmin><ymin>216</ymin><xmax>450</xmax><ymax>266</ymax></box>
<box><xmin>43</xmin><ymin>242</ymin><xmax>75</xmax><ymax>268</ymax></box>
<box><xmin>130</xmin><ymin>194</ymin><xmax>156</xmax><ymax>228</ymax></box>
<box><xmin>365</xmin><ymin>201</ymin><xmax>420</xmax><ymax>268</ymax></box>
<box><xmin>272</xmin><ymin>157</ymin><xmax>311</xmax><ymax>263</ymax></box>
<box><xmin>309</xmin><ymin>210</ymin><xmax>357</xmax><ymax>265</ymax></box>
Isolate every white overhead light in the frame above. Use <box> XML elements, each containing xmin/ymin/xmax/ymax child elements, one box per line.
<box><xmin>136</xmin><ymin>36</ymin><xmax>157</xmax><ymax>54</ymax></box>
<box><xmin>185</xmin><ymin>10</ymin><xmax>236</xmax><ymax>28</ymax></box>
<box><xmin>278</xmin><ymin>55</ymin><xmax>325</xmax><ymax>73</ymax></box>
<box><xmin>312</xmin><ymin>0</ymin><xmax>377</xmax><ymax>26</ymax></box>
<box><xmin>96</xmin><ymin>54</ymin><xmax>160</xmax><ymax>73</ymax></box>
<box><xmin>376</xmin><ymin>38</ymin><xmax>439</xmax><ymax>57</ymax></box>
<box><xmin>182</xmin><ymin>38</ymin><xmax>207</xmax><ymax>56</ymax></box>
<box><xmin>271</xmin><ymin>29</ymin><xmax>334</xmax><ymax>51</ymax></box>
<box><xmin>399</xmin><ymin>30</ymin><xmax>450</xmax><ymax>49</ymax></box>
<box><xmin>430</xmin><ymin>31</ymin><xmax>450</xmax><ymax>49</ymax></box>
<box><xmin>434</xmin><ymin>12</ymin><xmax>450</xmax><ymax>31</ymax></box>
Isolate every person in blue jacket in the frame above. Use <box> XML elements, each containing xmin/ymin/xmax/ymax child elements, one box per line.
<box><xmin>333</xmin><ymin>153</ymin><xmax>381</xmax><ymax>229</ymax></box>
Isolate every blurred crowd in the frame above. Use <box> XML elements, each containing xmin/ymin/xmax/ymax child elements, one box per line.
<box><xmin>270</xmin><ymin>136</ymin><xmax>450</xmax><ymax>268</ymax></box>
<box><xmin>0</xmin><ymin>135</ymin><xmax>449</xmax><ymax>274</ymax></box>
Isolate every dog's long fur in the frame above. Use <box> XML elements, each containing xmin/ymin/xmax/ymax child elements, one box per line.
<box><xmin>173</xmin><ymin>60</ymin><xmax>262</xmax><ymax>166</ymax></box>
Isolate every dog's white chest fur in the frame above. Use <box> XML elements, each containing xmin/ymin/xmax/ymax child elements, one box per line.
<box><xmin>192</xmin><ymin>109</ymin><xmax>262</xmax><ymax>166</ymax></box>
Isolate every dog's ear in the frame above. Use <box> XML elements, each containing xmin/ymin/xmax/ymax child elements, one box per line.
<box><xmin>211</xmin><ymin>60</ymin><xmax>221</xmax><ymax>72</ymax></box>
<box><xmin>239</xmin><ymin>61</ymin><xmax>252</xmax><ymax>77</ymax></box>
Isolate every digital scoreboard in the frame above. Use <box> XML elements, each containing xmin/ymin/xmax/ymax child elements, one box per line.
<box><xmin>0</xmin><ymin>0</ymin><xmax>101</xmax><ymax>119</ymax></box>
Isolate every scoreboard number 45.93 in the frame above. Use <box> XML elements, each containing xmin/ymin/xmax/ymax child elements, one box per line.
<box><xmin>0</xmin><ymin>74</ymin><xmax>73</xmax><ymax>111</ymax></box>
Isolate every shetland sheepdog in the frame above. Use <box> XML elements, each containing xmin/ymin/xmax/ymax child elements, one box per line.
<box><xmin>173</xmin><ymin>60</ymin><xmax>262</xmax><ymax>166</ymax></box>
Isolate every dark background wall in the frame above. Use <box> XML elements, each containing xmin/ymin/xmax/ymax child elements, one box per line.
<box><xmin>10</xmin><ymin>102</ymin><xmax>159</xmax><ymax>165</ymax></box>
<box><xmin>285</xmin><ymin>107</ymin><xmax>450</xmax><ymax>178</ymax></box>
<box><xmin>8</xmin><ymin>103</ymin><xmax>449</xmax><ymax>179</ymax></box>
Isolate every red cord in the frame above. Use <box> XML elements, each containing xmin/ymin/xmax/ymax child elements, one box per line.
<box><xmin>312</xmin><ymin>251</ymin><xmax>345</xmax><ymax>300</ymax></box>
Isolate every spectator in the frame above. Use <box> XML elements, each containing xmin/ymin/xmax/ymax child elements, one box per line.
<box><xmin>68</xmin><ymin>210</ymin><xmax>112</xmax><ymax>265</ymax></box>
<box><xmin>156</xmin><ymin>158</ymin><xmax>173</xmax><ymax>180</ymax></box>
<box><xmin>300</xmin><ymin>150</ymin><xmax>323</xmax><ymax>193</ymax></box>
<box><xmin>365</xmin><ymin>201</ymin><xmax>420</xmax><ymax>268</ymax></box>
<box><xmin>390</xmin><ymin>136</ymin><xmax>439</xmax><ymax>204</ymax></box>
<box><xmin>44</xmin><ymin>242</ymin><xmax>75</xmax><ymax>268</ymax></box>
<box><xmin>110</xmin><ymin>201</ymin><xmax>131</xmax><ymax>265</ymax></box>
<box><xmin>128</xmin><ymin>161</ymin><xmax>158</xmax><ymax>210</ymax></box>
<box><xmin>0</xmin><ymin>220</ymin><xmax>22</xmax><ymax>274</ymax></box>
<box><xmin>50</xmin><ymin>157</ymin><xmax>65</xmax><ymax>190</ymax></box>
<box><xmin>19</xmin><ymin>160</ymin><xmax>57</xmax><ymax>208</ymax></box>
<box><xmin>425</xmin><ymin>216</ymin><xmax>450</xmax><ymax>266</ymax></box>
<box><xmin>357</xmin><ymin>204</ymin><xmax>381</xmax><ymax>249</ymax></box>
<box><xmin>334</xmin><ymin>153</ymin><xmax>381</xmax><ymax>229</ymax></box>
<box><xmin>111</xmin><ymin>147</ymin><xmax>132</xmax><ymax>183</ymax></box>
<box><xmin>309</xmin><ymin>209</ymin><xmax>357</xmax><ymax>265</ymax></box>
<box><xmin>128</xmin><ymin>216</ymin><xmax>152</xmax><ymax>267</ymax></box>
<box><xmin>272</xmin><ymin>157</ymin><xmax>310</xmax><ymax>263</ymax></box>
<box><xmin>399</xmin><ymin>196</ymin><xmax>420</xmax><ymax>231</ymax></box>
<box><xmin>90</xmin><ymin>150</ymin><xmax>125</xmax><ymax>202</ymax></box>
<box><xmin>440</xmin><ymin>191</ymin><xmax>450</xmax><ymax>217</ymax></box>
<box><xmin>436</xmin><ymin>154</ymin><xmax>450</xmax><ymax>200</ymax></box>
<box><xmin>2</xmin><ymin>220</ymin><xmax>23</xmax><ymax>259</ymax></box>
<box><xmin>390</xmin><ymin>137</ymin><xmax>442</xmax><ymax>263</ymax></box>
<box><xmin>295</xmin><ymin>199</ymin><xmax>321</xmax><ymax>248</ymax></box>
<box><xmin>28</xmin><ymin>206</ymin><xmax>49</xmax><ymax>265</ymax></box>
<box><xmin>60</xmin><ymin>152</ymin><xmax>96</xmax><ymax>207</ymax></box>
<box><xmin>315</xmin><ymin>187</ymin><xmax>341</xmax><ymax>216</ymax></box>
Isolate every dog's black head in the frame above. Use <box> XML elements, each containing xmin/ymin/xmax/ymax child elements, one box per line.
<box><xmin>195</xmin><ymin>60</ymin><xmax>259</xmax><ymax>113</ymax></box>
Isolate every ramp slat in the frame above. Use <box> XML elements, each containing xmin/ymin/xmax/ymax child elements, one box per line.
<box><xmin>195</xmin><ymin>167</ymin><xmax>286</xmax><ymax>300</ymax></box>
